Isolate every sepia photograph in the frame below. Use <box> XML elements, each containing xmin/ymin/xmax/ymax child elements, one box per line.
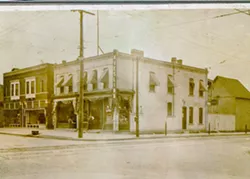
<box><xmin>0</xmin><ymin>5</ymin><xmax>250</xmax><ymax>178</ymax></box>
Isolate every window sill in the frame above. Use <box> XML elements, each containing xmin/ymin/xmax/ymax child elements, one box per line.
<box><xmin>188</xmin><ymin>95</ymin><xmax>194</xmax><ymax>97</ymax></box>
<box><xmin>198</xmin><ymin>123</ymin><xmax>203</xmax><ymax>125</ymax></box>
<box><xmin>189</xmin><ymin>123</ymin><xmax>194</xmax><ymax>125</ymax></box>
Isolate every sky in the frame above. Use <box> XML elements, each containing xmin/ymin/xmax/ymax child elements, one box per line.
<box><xmin>0</xmin><ymin>9</ymin><xmax>250</xmax><ymax>89</ymax></box>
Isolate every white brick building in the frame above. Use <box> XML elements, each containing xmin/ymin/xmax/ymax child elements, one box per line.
<box><xmin>53</xmin><ymin>49</ymin><xmax>208</xmax><ymax>133</ymax></box>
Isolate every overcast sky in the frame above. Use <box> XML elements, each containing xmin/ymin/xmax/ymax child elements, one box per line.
<box><xmin>0</xmin><ymin>9</ymin><xmax>249</xmax><ymax>89</ymax></box>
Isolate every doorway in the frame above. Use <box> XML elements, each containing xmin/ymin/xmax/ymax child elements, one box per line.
<box><xmin>182</xmin><ymin>106</ymin><xmax>187</xmax><ymax>130</ymax></box>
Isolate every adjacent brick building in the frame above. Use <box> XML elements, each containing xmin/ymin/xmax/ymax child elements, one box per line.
<box><xmin>3</xmin><ymin>63</ymin><xmax>54</xmax><ymax>129</ymax></box>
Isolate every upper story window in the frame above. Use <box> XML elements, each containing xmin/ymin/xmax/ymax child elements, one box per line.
<box><xmin>149</xmin><ymin>71</ymin><xmax>160</xmax><ymax>93</ymax></box>
<box><xmin>25</xmin><ymin>77</ymin><xmax>36</xmax><ymax>98</ymax></box>
<box><xmin>83</xmin><ymin>72</ymin><xmax>88</xmax><ymax>91</ymax></box>
<box><xmin>62</xmin><ymin>74</ymin><xmax>73</xmax><ymax>93</ymax></box>
<box><xmin>167</xmin><ymin>75</ymin><xmax>174</xmax><ymax>94</ymax></box>
<box><xmin>199</xmin><ymin>80</ymin><xmax>206</xmax><ymax>97</ymax></box>
<box><xmin>100</xmin><ymin>68</ymin><xmax>109</xmax><ymax>89</ymax></box>
<box><xmin>189</xmin><ymin>78</ymin><xmax>195</xmax><ymax>96</ymax></box>
<box><xmin>89</xmin><ymin>70</ymin><xmax>98</xmax><ymax>90</ymax></box>
<box><xmin>10</xmin><ymin>80</ymin><xmax>20</xmax><ymax>100</ymax></box>
<box><xmin>40</xmin><ymin>80</ymin><xmax>44</xmax><ymax>92</ymax></box>
<box><xmin>56</xmin><ymin>75</ymin><xmax>64</xmax><ymax>94</ymax></box>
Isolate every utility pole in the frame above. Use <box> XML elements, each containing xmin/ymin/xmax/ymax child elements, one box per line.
<box><xmin>72</xmin><ymin>10</ymin><xmax>95</xmax><ymax>138</ymax></box>
<box><xmin>97</xmin><ymin>10</ymin><xmax>100</xmax><ymax>56</ymax></box>
<box><xmin>135</xmin><ymin>56</ymin><xmax>140</xmax><ymax>137</ymax></box>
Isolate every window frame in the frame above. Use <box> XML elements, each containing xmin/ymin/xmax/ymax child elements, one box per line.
<box><xmin>40</xmin><ymin>80</ymin><xmax>44</xmax><ymax>92</ymax></box>
<box><xmin>25</xmin><ymin>77</ymin><xmax>36</xmax><ymax>98</ymax></box>
<box><xmin>199</xmin><ymin>80</ymin><xmax>205</xmax><ymax>97</ymax></box>
<box><xmin>10</xmin><ymin>80</ymin><xmax>20</xmax><ymax>100</ymax></box>
<box><xmin>189</xmin><ymin>78</ymin><xmax>195</xmax><ymax>96</ymax></box>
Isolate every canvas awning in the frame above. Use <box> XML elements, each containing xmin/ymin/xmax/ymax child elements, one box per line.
<box><xmin>56</xmin><ymin>76</ymin><xmax>64</xmax><ymax>88</ymax></box>
<box><xmin>89</xmin><ymin>70</ymin><xmax>97</xmax><ymax>84</ymax></box>
<box><xmin>168</xmin><ymin>75</ymin><xmax>174</xmax><ymax>87</ymax></box>
<box><xmin>99</xmin><ymin>68</ymin><xmax>109</xmax><ymax>83</ymax></box>
<box><xmin>85</xmin><ymin>95</ymin><xmax>111</xmax><ymax>101</ymax></box>
<box><xmin>62</xmin><ymin>74</ymin><xmax>73</xmax><ymax>86</ymax></box>
<box><xmin>149</xmin><ymin>73</ymin><xmax>160</xmax><ymax>86</ymax></box>
<box><xmin>199</xmin><ymin>80</ymin><xmax>206</xmax><ymax>91</ymax></box>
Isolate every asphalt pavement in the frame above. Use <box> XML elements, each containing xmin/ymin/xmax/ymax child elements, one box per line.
<box><xmin>0</xmin><ymin>135</ymin><xmax>250</xmax><ymax>179</ymax></box>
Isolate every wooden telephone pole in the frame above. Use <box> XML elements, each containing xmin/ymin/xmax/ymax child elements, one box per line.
<box><xmin>72</xmin><ymin>10</ymin><xmax>95</xmax><ymax>138</ymax></box>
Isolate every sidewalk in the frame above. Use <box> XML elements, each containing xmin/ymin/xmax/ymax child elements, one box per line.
<box><xmin>0</xmin><ymin>128</ymin><xmax>249</xmax><ymax>141</ymax></box>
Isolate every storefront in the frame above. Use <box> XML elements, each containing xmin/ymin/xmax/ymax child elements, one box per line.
<box><xmin>84</xmin><ymin>90</ymin><xmax>133</xmax><ymax>132</ymax></box>
<box><xmin>52</xmin><ymin>97</ymin><xmax>78</xmax><ymax>129</ymax></box>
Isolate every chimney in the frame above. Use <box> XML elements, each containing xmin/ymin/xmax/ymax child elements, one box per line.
<box><xmin>177</xmin><ymin>59</ymin><xmax>183</xmax><ymax>65</ymax></box>
<box><xmin>171</xmin><ymin>57</ymin><xmax>177</xmax><ymax>63</ymax></box>
<box><xmin>131</xmin><ymin>49</ymin><xmax>144</xmax><ymax>57</ymax></box>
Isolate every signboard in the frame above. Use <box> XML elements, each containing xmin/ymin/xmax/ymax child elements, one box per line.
<box><xmin>210</xmin><ymin>99</ymin><xmax>218</xmax><ymax>105</ymax></box>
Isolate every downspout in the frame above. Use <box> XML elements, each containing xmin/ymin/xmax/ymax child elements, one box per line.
<box><xmin>112</xmin><ymin>50</ymin><xmax>118</xmax><ymax>131</ymax></box>
<box><xmin>172</xmin><ymin>61</ymin><xmax>175</xmax><ymax>117</ymax></box>
<box><xmin>205</xmin><ymin>68</ymin><xmax>209</xmax><ymax>131</ymax></box>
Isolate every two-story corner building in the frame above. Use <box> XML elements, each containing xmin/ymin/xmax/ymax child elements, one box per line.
<box><xmin>53</xmin><ymin>49</ymin><xmax>208</xmax><ymax>133</ymax></box>
<box><xmin>3</xmin><ymin>63</ymin><xmax>54</xmax><ymax>129</ymax></box>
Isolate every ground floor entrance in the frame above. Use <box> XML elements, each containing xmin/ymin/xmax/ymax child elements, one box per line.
<box><xmin>55</xmin><ymin>101</ymin><xmax>76</xmax><ymax>128</ymax></box>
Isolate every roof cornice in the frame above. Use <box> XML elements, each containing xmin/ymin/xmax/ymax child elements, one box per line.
<box><xmin>4</xmin><ymin>63</ymin><xmax>53</xmax><ymax>77</ymax></box>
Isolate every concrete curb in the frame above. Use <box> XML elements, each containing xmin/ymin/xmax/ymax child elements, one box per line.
<box><xmin>0</xmin><ymin>131</ymin><xmax>249</xmax><ymax>142</ymax></box>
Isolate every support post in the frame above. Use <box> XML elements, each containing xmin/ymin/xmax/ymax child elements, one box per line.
<box><xmin>208</xmin><ymin>123</ymin><xmax>211</xmax><ymax>135</ymax></box>
<box><xmin>245</xmin><ymin>124</ymin><xmax>247</xmax><ymax>134</ymax></box>
<box><xmin>165</xmin><ymin>120</ymin><xmax>167</xmax><ymax>136</ymax></box>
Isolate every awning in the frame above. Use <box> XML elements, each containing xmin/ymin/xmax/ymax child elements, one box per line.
<box><xmin>89</xmin><ymin>70</ymin><xmax>97</xmax><ymax>84</ymax></box>
<box><xmin>199</xmin><ymin>80</ymin><xmax>207</xmax><ymax>91</ymax></box>
<box><xmin>168</xmin><ymin>75</ymin><xmax>174</xmax><ymax>87</ymax></box>
<box><xmin>56</xmin><ymin>76</ymin><xmax>64</xmax><ymax>88</ymax></box>
<box><xmin>99</xmin><ymin>68</ymin><xmax>109</xmax><ymax>83</ymax></box>
<box><xmin>62</xmin><ymin>74</ymin><xmax>72</xmax><ymax>86</ymax></box>
<box><xmin>149</xmin><ymin>73</ymin><xmax>160</xmax><ymax>86</ymax></box>
<box><xmin>85</xmin><ymin>95</ymin><xmax>111</xmax><ymax>101</ymax></box>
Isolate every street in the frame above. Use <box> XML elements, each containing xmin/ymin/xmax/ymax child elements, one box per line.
<box><xmin>0</xmin><ymin>135</ymin><xmax>250</xmax><ymax>179</ymax></box>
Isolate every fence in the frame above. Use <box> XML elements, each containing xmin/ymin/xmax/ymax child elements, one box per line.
<box><xmin>208</xmin><ymin>114</ymin><xmax>235</xmax><ymax>132</ymax></box>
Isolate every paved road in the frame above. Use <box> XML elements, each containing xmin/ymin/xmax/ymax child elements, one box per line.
<box><xmin>0</xmin><ymin>134</ymin><xmax>89</xmax><ymax>149</ymax></box>
<box><xmin>1</xmin><ymin>136</ymin><xmax>250</xmax><ymax>179</ymax></box>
